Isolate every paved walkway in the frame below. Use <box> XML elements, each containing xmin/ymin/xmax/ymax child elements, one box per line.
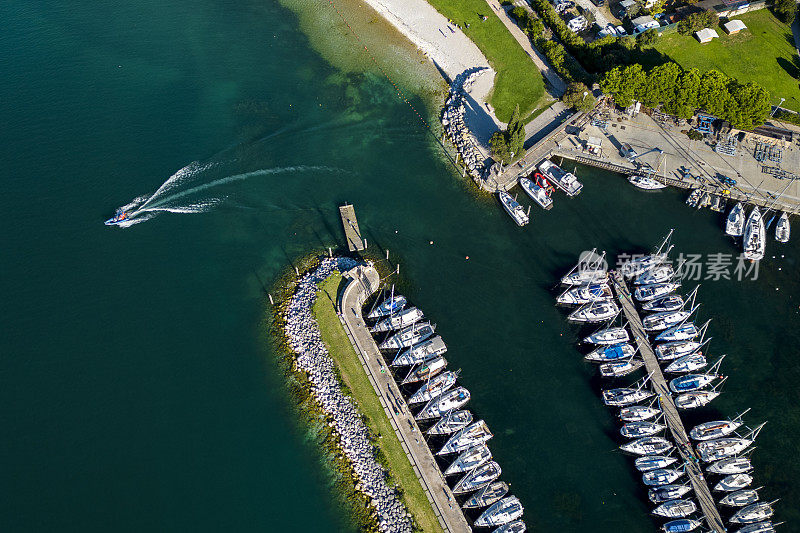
<box><xmin>338</xmin><ymin>265</ymin><xmax>471</xmax><ymax>533</ymax></box>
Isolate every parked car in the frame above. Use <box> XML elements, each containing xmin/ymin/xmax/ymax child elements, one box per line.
<box><xmin>616</xmin><ymin>26</ymin><xmax>628</xmax><ymax>35</ymax></box>
<box><xmin>717</xmin><ymin>176</ymin><xmax>736</xmax><ymax>186</ymax></box>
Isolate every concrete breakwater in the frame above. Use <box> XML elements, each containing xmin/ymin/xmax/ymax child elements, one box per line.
<box><xmin>283</xmin><ymin>257</ymin><xmax>414</xmax><ymax>533</ymax></box>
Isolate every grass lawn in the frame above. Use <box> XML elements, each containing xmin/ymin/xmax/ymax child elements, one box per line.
<box><xmin>313</xmin><ymin>273</ymin><xmax>442</xmax><ymax>533</ymax></box>
<box><xmin>425</xmin><ymin>0</ymin><xmax>546</xmax><ymax>122</ymax></box>
<box><xmin>652</xmin><ymin>9</ymin><xmax>800</xmax><ymax>112</ymax></box>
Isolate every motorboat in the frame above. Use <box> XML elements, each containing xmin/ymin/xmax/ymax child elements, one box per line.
<box><xmin>407</xmin><ymin>371</ymin><xmax>457</xmax><ymax>404</ymax></box>
<box><xmin>368</xmin><ymin>294</ymin><xmax>407</xmax><ymax>319</ymax></box>
<box><xmin>621</xmin><ymin>420</ymin><xmax>665</xmax><ymax>438</ymax></box>
<box><xmin>675</xmin><ymin>390</ymin><xmax>721</xmax><ymax>410</ymax></box>
<box><xmin>568</xmin><ymin>298</ymin><xmax>619</xmax><ymax>323</ymax></box>
<box><xmin>690</xmin><ymin>409</ymin><xmax>747</xmax><ymax>441</ymax></box>
<box><xmin>620</xmin><ymin>436</ymin><xmax>674</xmax><ymax>456</ymax></box>
<box><xmin>775</xmin><ymin>212</ymin><xmax>790</xmax><ymax>243</ymax></box>
<box><xmin>635</xmin><ymin>282</ymin><xmax>680</xmax><ymax>302</ymax></box>
<box><xmin>416</xmin><ymin>387</ymin><xmax>470</xmax><ymax>420</ymax></box>
<box><xmin>726</xmin><ymin>202</ymin><xmax>745</xmax><ymax>237</ymax></box>
<box><xmin>653</xmin><ymin>499</ymin><xmax>697</xmax><ymax>518</ymax></box>
<box><xmin>462</xmin><ymin>480</ymin><xmax>509</xmax><ymax>509</ymax></box>
<box><xmin>643</xmin><ymin>295</ymin><xmax>684</xmax><ymax>312</ymax></box>
<box><xmin>402</xmin><ymin>356</ymin><xmax>447</xmax><ymax>384</ymax></box>
<box><xmin>643</xmin><ymin>309</ymin><xmax>693</xmax><ymax>332</ymax></box>
<box><xmin>662</xmin><ymin>518</ymin><xmax>702</xmax><ymax>532</ymax></box>
<box><xmin>427</xmin><ymin>409</ymin><xmax>473</xmax><ymax>435</ymax></box>
<box><xmin>743</xmin><ymin>207</ymin><xmax>765</xmax><ymax>261</ymax></box>
<box><xmin>584</xmin><ymin>326</ymin><xmax>629</xmax><ymax>345</ymax></box>
<box><xmin>453</xmin><ymin>461</ymin><xmax>502</xmax><ymax>494</ymax></box>
<box><xmin>669</xmin><ymin>373</ymin><xmax>719</xmax><ymax>393</ymax></box>
<box><xmin>710</xmin><ymin>194</ymin><xmax>727</xmax><ymax>212</ymax></box>
<box><xmin>720</xmin><ymin>487</ymin><xmax>762</xmax><ymax>507</ymax></box>
<box><xmin>634</xmin><ymin>264</ymin><xmax>675</xmax><ymax>285</ymax></box>
<box><xmin>379</xmin><ymin>322</ymin><xmax>435</xmax><ymax>350</ymax></box>
<box><xmin>538</xmin><ymin>159</ymin><xmax>583</xmax><ymax>196</ymax></box>
<box><xmin>686</xmin><ymin>189</ymin><xmax>703</xmax><ymax>207</ymax></box>
<box><xmin>643</xmin><ymin>468</ymin><xmax>685</xmax><ymax>486</ymax></box>
<box><xmin>629</xmin><ymin>174</ymin><xmax>667</xmax><ymax>190</ymax></box>
<box><xmin>655</xmin><ymin>339</ymin><xmax>704</xmax><ymax>362</ymax></box>
<box><xmin>444</xmin><ymin>444</ymin><xmax>491</xmax><ymax>475</ymax></box>
<box><xmin>492</xmin><ymin>520</ymin><xmax>526</xmax><ymax>533</ymax></box>
<box><xmin>104</xmin><ymin>209</ymin><xmax>130</xmax><ymax>226</ymax></box>
<box><xmin>473</xmin><ymin>496</ymin><xmax>524</xmax><ymax>528</ymax></box>
<box><xmin>599</xmin><ymin>358</ymin><xmax>644</xmax><ymax>378</ymax></box>
<box><xmin>392</xmin><ymin>336</ymin><xmax>447</xmax><ymax>368</ymax></box>
<box><xmin>585</xmin><ymin>343</ymin><xmax>636</xmax><ymax>362</ymax></box>
<box><xmin>620</xmin><ymin>405</ymin><xmax>660</xmax><ymax>422</ymax></box>
<box><xmin>707</xmin><ymin>456</ymin><xmax>753</xmax><ymax>475</ymax></box>
<box><xmin>636</xmin><ymin>455</ymin><xmax>678</xmax><ymax>472</ymax></box>
<box><xmin>730</xmin><ymin>501</ymin><xmax>777</xmax><ymax>524</ymax></box>
<box><xmin>438</xmin><ymin>420</ymin><xmax>492</xmax><ymax>455</ymax></box>
<box><xmin>715</xmin><ymin>473</ymin><xmax>754</xmax><ymax>492</ymax></box>
<box><xmin>734</xmin><ymin>521</ymin><xmax>780</xmax><ymax>533</ymax></box>
<box><xmin>519</xmin><ymin>176</ymin><xmax>553</xmax><ymax>210</ymax></box>
<box><xmin>557</xmin><ymin>283</ymin><xmax>612</xmax><ymax>305</ymax></box>
<box><xmin>656</xmin><ymin>322</ymin><xmax>701</xmax><ymax>343</ymax></box>
<box><xmin>370</xmin><ymin>307</ymin><xmax>424</xmax><ymax>332</ymax></box>
<box><xmin>499</xmin><ymin>191</ymin><xmax>529</xmax><ymax>227</ymax></box>
<box><xmin>649</xmin><ymin>484</ymin><xmax>692</xmax><ymax>503</ymax></box>
<box><xmin>602</xmin><ymin>387</ymin><xmax>654</xmax><ymax>407</ymax></box>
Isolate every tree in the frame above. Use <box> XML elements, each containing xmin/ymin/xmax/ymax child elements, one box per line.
<box><xmin>772</xmin><ymin>0</ymin><xmax>798</xmax><ymax>23</ymax></box>
<box><xmin>636</xmin><ymin>28</ymin><xmax>658</xmax><ymax>47</ymax></box>
<box><xmin>640</xmin><ymin>61</ymin><xmax>681</xmax><ymax>108</ymax></box>
<box><xmin>490</xmin><ymin>104</ymin><xmax>525</xmax><ymax>163</ymax></box>
<box><xmin>677</xmin><ymin>10</ymin><xmax>718</xmax><ymax>35</ymax></box>
<box><xmin>729</xmin><ymin>81</ymin><xmax>771</xmax><ymax>130</ymax></box>
<box><xmin>490</xmin><ymin>131</ymin><xmax>511</xmax><ymax>163</ymax></box>
<box><xmin>562</xmin><ymin>82</ymin><xmax>596</xmax><ymax>111</ymax></box>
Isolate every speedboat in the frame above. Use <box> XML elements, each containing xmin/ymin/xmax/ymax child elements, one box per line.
<box><xmin>427</xmin><ymin>409</ymin><xmax>473</xmax><ymax>435</ymax></box>
<box><xmin>720</xmin><ymin>487</ymin><xmax>762</xmax><ymax>507</ymax></box>
<box><xmin>686</xmin><ymin>189</ymin><xmax>702</xmax><ymax>207</ymax></box>
<box><xmin>416</xmin><ymin>387</ymin><xmax>470</xmax><ymax>420</ymax></box>
<box><xmin>393</xmin><ymin>336</ymin><xmax>448</xmax><ymax>366</ymax></box>
<box><xmin>653</xmin><ymin>499</ymin><xmax>697</xmax><ymax>518</ymax></box>
<box><xmin>557</xmin><ymin>283</ymin><xmax>612</xmax><ymax>305</ymax></box>
<box><xmin>675</xmin><ymin>390</ymin><xmax>721</xmax><ymax>410</ymax></box>
<box><xmin>664</xmin><ymin>352</ymin><xmax>707</xmax><ymax>374</ymax></box>
<box><xmin>697</xmin><ymin>437</ymin><xmax>755</xmax><ymax>463</ymax></box>
<box><xmin>643</xmin><ymin>468</ymin><xmax>685</xmax><ymax>486</ymax></box>
<box><xmin>463</xmin><ymin>480</ymin><xmax>509</xmax><ymax>509</ymax></box>
<box><xmin>690</xmin><ymin>411</ymin><xmax>746</xmax><ymax>441</ymax></box>
<box><xmin>568</xmin><ymin>298</ymin><xmax>619</xmax><ymax>323</ymax></box>
<box><xmin>621</xmin><ymin>420</ymin><xmax>665</xmax><ymax>438</ymax></box>
<box><xmin>438</xmin><ymin>420</ymin><xmax>492</xmax><ymax>455</ymax></box>
<box><xmin>635</xmin><ymin>264</ymin><xmax>674</xmax><ymax>285</ymax></box>
<box><xmin>726</xmin><ymin>202</ymin><xmax>745</xmax><ymax>237</ymax></box>
<box><xmin>735</xmin><ymin>522</ymin><xmax>779</xmax><ymax>533</ymax></box>
<box><xmin>585</xmin><ymin>343</ymin><xmax>635</xmax><ymax>362</ymax></box>
<box><xmin>743</xmin><ymin>207</ymin><xmax>765</xmax><ymax>261</ymax></box>
<box><xmin>492</xmin><ymin>520</ymin><xmax>526</xmax><ymax>533</ymax></box>
<box><xmin>370</xmin><ymin>307</ymin><xmax>424</xmax><ymax>332</ymax></box>
<box><xmin>453</xmin><ymin>460</ymin><xmax>502</xmax><ymax>494</ymax></box>
<box><xmin>643</xmin><ymin>310</ymin><xmax>692</xmax><ymax>332</ymax></box>
<box><xmin>649</xmin><ymin>484</ymin><xmax>692</xmax><ymax>503</ymax></box>
<box><xmin>402</xmin><ymin>356</ymin><xmax>447</xmax><ymax>384</ymax></box>
<box><xmin>620</xmin><ymin>405</ymin><xmax>660</xmax><ymax>422</ymax></box>
<box><xmin>643</xmin><ymin>295</ymin><xmax>684</xmax><ymax>312</ymax></box>
<box><xmin>519</xmin><ymin>176</ymin><xmax>553</xmax><ymax>210</ymax></box>
<box><xmin>707</xmin><ymin>457</ymin><xmax>753</xmax><ymax>475</ymax></box>
<box><xmin>499</xmin><ymin>191</ymin><xmax>529</xmax><ymax>227</ymax></box>
<box><xmin>715</xmin><ymin>473</ymin><xmax>754</xmax><ymax>492</ymax></box>
<box><xmin>379</xmin><ymin>322</ymin><xmax>435</xmax><ymax>350</ymax></box>
<box><xmin>730</xmin><ymin>502</ymin><xmax>777</xmax><ymax>525</ymax></box>
<box><xmin>538</xmin><ymin>159</ymin><xmax>583</xmax><ymax>196</ymax></box>
<box><xmin>104</xmin><ymin>209</ymin><xmax>130</xmax><ymax>226</ymax></box>
<box><xmin>656</xmin><ymin>339</ymin><xmax>703</xmax><ymax>361</ymax></box>
<box><xmin>636</xmin><ymin>455</ymin><xmax>678</xmax><ymax>472</ymax></box>
<box><xmin>775</xmin><ymin>212</ymin><xmax>790</xmax><ymax>243</ymax></box>
<box><xmin>599</xmin><ymin>358</ymin><xmax>644</xmax><ymax>378</ymax></box>
<box><xmin>620</xmin><ymin>436</ymin><xmax>674</xmax><ymax>456</ymax></box>
<box><xmin>656</xmin><ymin>322</ymin><xmax>700</xmax><ymax>343</ymax></box>
<box><xmin>669</xmin><ymin>373</ymin><xmax>718</xmax><ymax>393</ymax></box>
<box><xmin>602</xmin><ymin>387</ymin><xmax>654</xmax><ymax>407</ymax></box>
<box><xmin>629</xmin><ymin>174</ymin><xmax>667</xmax><ymax>190</ymax></box>
<box><xmin>561</xmin><ymin>269</ymin><xmax>608</xmax><ymax>286</ymax></box>
<box><xmin>662</xmin><ymin>518</ymin><xmax>702</xmax><ymax>532</ymax></box>
<box><xmin>368</xmin><ymin>294</ymin><xmax>407</xmax><ymax>318</ymax></box>
<box><xmin>584</xmin><ymin>326</ymin><xmax>629</xmax><ymax>345</ymax></box>
<box><xmin>407</xmin><ymin>371</ymin><xmax>457</xmax><ymax>404</ymax></box>
<box><xmin>635</xmin><ymin>282</ymin><xmax>680</xmax><ymax>302</ymax></box>
<box><xmin>473</xmin><ymin>496</ymin><xmax>524</xmax><ymax>528</ymax></box>
<box><xmin>444</xmin><ymin>444</ymin><xmax>491</xmax><ymax>475</ymax></box>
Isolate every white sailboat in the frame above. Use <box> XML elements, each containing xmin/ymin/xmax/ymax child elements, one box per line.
<box><xmin>743</xmin><ymin>207</ymin><xmax>766</xmax><ymax>261</ymax></box>
<box><xmin>726</xmin><ymin>202</ymin><xmax>745</xmax><ymax>236</ymax></box>
<box><xmin>629</xmin><ymin>174</ymin><xmax>667</xmax><ymax>190</ymax></box>
<box><xmin>775</xmin><ymin>212</ymin><xmax>790</xmax><ymax>242</ymax></box>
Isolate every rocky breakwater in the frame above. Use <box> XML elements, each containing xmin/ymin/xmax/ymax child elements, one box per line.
<box><xmin>283</xmin><ymin>257</ymin><xmax>414</xmax><ymax>533</ymax></box>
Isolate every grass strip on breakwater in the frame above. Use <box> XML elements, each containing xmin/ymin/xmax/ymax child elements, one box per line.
<box><xmin>313</xmin><ymin>272</ymin><xmax>443</xmax><ymax>533</ymax></box>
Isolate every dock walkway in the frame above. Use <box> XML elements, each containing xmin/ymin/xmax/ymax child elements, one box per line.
<box><xmin>340</xmin><ymin>204</ymin><xmax>366</xmax><ymax>252</ymax></box>
<box><xmin>339</xmin><ymin>265</ymin><xmax>471</xmax><ymax>533</ymax></box>
<box><xmin>610</xmin><ymin>271</ymin><xmax>725</xmax><ymax>533</ymax></box>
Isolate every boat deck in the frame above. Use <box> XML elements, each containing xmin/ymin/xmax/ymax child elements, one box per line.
<box><xmin>339</xmin><ymin>203</ymin><xmax>366</xmax><ymax>252</ymax></box>
<box><xmin>610</xmin><ymin>271</ymin><xmax>726</xmax><ymax>533</ymax></box>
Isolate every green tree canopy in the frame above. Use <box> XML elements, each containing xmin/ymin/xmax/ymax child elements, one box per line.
<box><xmin>772</xmin><ymin>0</ymin><xmax>798</xmax><ymax>22</ymax></box>
<box><xmin>636</xmin><ymin>28</ymin><xmax>658</xmax><ymax>47</ymax></box>
<box><xmin>562</xmin><ymin>82</ymin><xmax>596</xmax><ymax>111</ymax></box>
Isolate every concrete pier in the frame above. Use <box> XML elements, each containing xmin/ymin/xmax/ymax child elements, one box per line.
<box><xmin>340</xmin><ymin>204</ymin><xmax>366</xmax><ymax>252</ymax></box>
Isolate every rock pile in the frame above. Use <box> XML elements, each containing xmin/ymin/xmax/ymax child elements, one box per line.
<box><xmin>283</xmin><ymin>257</ymin><xmax>413</xmax><ymax>533</ymax></box>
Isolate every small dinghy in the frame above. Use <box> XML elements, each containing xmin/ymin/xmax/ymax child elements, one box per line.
<box><xmin>402</xmin><ymin>356</ymin><xmax>447</xmax><ymax>384</ymax></box>
<box><xmin>407</xmin><ymin>371</ymin><xmax>457</xmax><ymax>404</ymax></box>
<box><xmin>720</xmin><ymin>487</ymin><xmax>762</xmax><ymax>507</ymax></box>
<box><xmin>584</xmin><ymin>326</ymin><xmax>629</xmax><ymax>345</ymax></box>
<box><xmin>368</xmin><ymin>294</ymin><xmax>407</xmax><ymax>318</ymax></box>
<box><xmin>629</xmin><ymin>174</ymin><xmax>667</xmax><ymax>190</ymax></box>
<box><xmin>715</xmin><ymin>473</ymin><xmax>754</xmax><ymax>492</ymax></box>
<box><xmin>462</xmin><ymin>480</ymin><xmax>509</xmax><ymax>509</ymax></box>
<box><xmin>707</xmin><ymin>456</ymin><xmax>753</xmax><ymax>475</ymax></box>
<box><xmin>662</xmin><ymin>518</ymin><xmax>702</xmax><ymax>532</ymax></box>
<box><xmin>600</xmin><ymin>358</ymin><xmax>644</xmax><ymax>378</ymax></box>
<box><xmin>620</xmin><ymin>436</ymin><xmax>674</xmax><ymax>456</ymax></box>
<box><xmin>653</xmin><ymin>499</ymin><xmax>697</xmax><ymax>518</ymax></box>
<box><xmin>620</xmin><ymin>405</ymin><xmax>660</xmax><ymax>422</ymax></box>
<box><xmin>392</xmin><ymin>336</ymin><xmax>447</xmax><ymax>366</ymax></box>
<box><xmin>602</xmin><ymin>387</ymin><xmax>654</xmax><ymax>407</ymax></box>
<box><xmin>453</xmin><ymin>460</ymin><xmax>502</xmax><ymax>494</ymax></box>
<box><xmin>568</xmin><ymin>298</ymin><xmax>619</xmax><ymax>323</ymax></box>
<box><xmin>585</xmin><ymin>343</ymin><xmax>636</xmax><ymax>362</ymax></box>
<box><xmin>635</xmin><ymin>282</ymin><xmax>680</xmax><ymax>302</ymax></box>
<box><xmin>444</xmin><ymin>444</ymin><xmax>491</xmax><ymax>475</ymax></box>
<box><xmin>635</xmin><ymin>264</ymin><xmax>674</xmax><ymax>285</ymax></box>
<box><xmin>519</xmin><ymin>176</ymin><xmax>553</xmax><ymax>210</ymax></box>
<box><xmin>379</xmin><ymin>322</ymin><xmax>435</xmax><ymax>350</ymax></box>
<box><xmin>649</xmin><ymin>484</ymin><xmax>692</xmax><ymax>503</ymax></box>
<box><xmin>686</xmin><ymin>189</ymin><xmax>702</xmax><ymax>208</ymax></box>
<box><xmin>643</xmin><ymin>294</ymin><xmax>684</xmax><ymax>312</ymax></box>
<box><xmin>726</xmin><ymin>202</ymin><xmax>745</xmax><ymax>237</ymax></box>
<box><xmin>416</xmin><ymin>387</ymin><xmax>470</xmax><ymax>420</ymax></box>
<box><xmin>775</xmin><ymin>212</ymin><xmax>790</xmax><ymax>243</ymax></box>
<box><xmin>427</xmin><ymin>409</ymin><xmax>473</xmax><ymax>435</ymax></box>
<box><xmin>636</xmin><ymin>455</ymin><xmax>678</xmax><ymax>472</ymax></box>
<box><xmin>643</xmin><ymin>467</ymin><xmax>685</xmax><ymax>486</ymax></box>
<box><xmin>370</xmin><ymin>307</ymin><xmax>424</xmax><ymax>332</ymax></box>
<box><xmin>473</xmin><ymin>495</ymin><xmax>523</xmax><ymax>528</ymax></box>
<box><xmin>621</xmin><ymin>420</ymin><xmax>665</xmax><ymax>438</ymax></box>
<box><xmin>664</xmin><ymin>352</ymin><xmax>707</xmax><ymax>374</ymax></box>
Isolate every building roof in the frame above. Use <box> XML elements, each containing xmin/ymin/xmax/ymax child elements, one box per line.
<box><xmin>632</xmin><ymin>15</ymin><xmax>656</xmax><ymax>26</ymax></box>
<box><xmin>587</xmin><ymin>136</ymin><xmax>603</xmax><ymax>146</ymax></box>
<box><xmin>694</xmin><ymin>28</ymin><xmax>719</xmax><ymax>42</ymax></box>
<box><xmin>723</xmin><ymin>19</ymin><xmax>747</xmax><ymax>32</ymax></box>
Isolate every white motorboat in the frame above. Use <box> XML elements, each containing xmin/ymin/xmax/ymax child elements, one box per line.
<box><xmin>538</xmin><ymin>159</ymin><xmax>583</xmax><ymax>196</ymax></box>
<box><xmin>407</xmin><ymin>371</ymin><xmax>458</xmax><ymax>404</ymax></box>
<box><xmin>584</xmin><ymin>326</ymin><xmax>629</xmax><ymax>345</ymax></box>
<box><xmin>416</xmin><ymin>387</ymin><xmax>470</xmax><ymax>420</ymax></box>
<box><xmin>743</xmin><ymin>207</ymin><xmax>765</xmax><ymax>261</ymax></box>
<box><xmin>370</xmin><ymin>307</ymin><xmax>424</xmax><ymax>332</ymax></box>
<box><xmin>453</xmin><ymin>460</ymin><xmax>502</xmax><ymax>494</ymax></box>
<box><xmin>427</xmin><ymin>409</ymin><xmax>473</xmax><ymax>435</ymax></box>
<box><xmin>707</xmin><ymin>457</ymin><xmax>753</xmax><ymax>475</ymax></box>
<box><xmin>775</xmin><ymin>212</ymin><xmax>790</xmax><ymax>243</ymax></box>
<box><xmin>568</xmin><ymin>298</ymin><xmax>619</xmax><ymax>323</ymax></box>
<box><xmin>473</xmin><ymin>496</ymin><xmax>524</xmax><ymax>528</ymax></box>
<box><xmin>444</xmin><ymin>444</ymin><xmax>491</xmax><ymax>475</ymax></box>
<box><xmin>499</xmin><ymin>191</ymin><xmax>529</xmax><ymax>227</ymax></box>
<box><xmin>664</xmin><ymin>352</ymin><xmax>707</xmax><ymax>374</ymax></box>
<box><xmin>438</xmin><ymin>420</ymin><xmax>492</xmax><ymax>455</ymax></box>
<box><xmin>599</xmin><ymin>358</ymin><xmax>644</xmax><ymax>378</ymax></box>
<box><xmin>619</xmin><ymin>405</ymin><xmax>660</xmax><ymax>422</ymax></box>
<box><xmin>653</xmin><ymin>499</ymin><xmax>697</xmax><ymax>518</ymax></box>
<box><xmin>635</xmin><ymin>264</ymin><xmax>675</xmax><ymax>285</ymax></box>
<box><xmin>730</xmin><ymin>501</ymin><xmax>777</xmax><ymax>524</ymax></box>
<box><xmin>402</xmin><ymin>356</ymin><xmax>447</xmax><ymax>384</ymax></box>
<box><xmin>715</xmin><ymin>473</ymin><xmax>754</xmax><ymax>492</ymax></box>
<box><xmin>557</xmin><ymin>283</ymin><xmax>612</xmax><ymax>305</ymax></box>
<box><xmin>686</xmin><ymin>189</ymin><xmax>702</xmax><ymax>207</ymax></box>
<box><xmin>621</xmin><ymin>420</ymin><xmax>665</xmax><ymax>438</ymax></box>
<box><xmin>643</xmin><ymin>295</ymin><xmax>684</xmax><ymax>312</ymax></box>
<box><xmin>635</xmin><ymin>282</ymin><xmax>680</xmax><ymax>302</ymax></box>
<box><xmin>643</xmin><ymin>309</ymin><xmax>693</xmax><ymax>332</ymax></box>
<box><xmin>602</xmin><ymin>387</ymin><xmax>654</xmax><ymax>407</ymax></box>
<box><xmin>392</xmin><ymin>336</ymin><xmax>448</xmax><ymax>366</ymax></box>
<box><xmin>629</xmin><ymin>174</ymin><xmax>667</xmax><ymax>190</ymax></box>
<box><xmin>690</xmin><ymin>408</ymin><xmax>747</xmax><ymax>441</ymax></box>
<box><xmin>643</xmin><ymin>468</ymin><xmax>685</xmax><ymax>486</ymax></box>
<box><xmin>519</xmin><ymin>176</ymin><xmax>553</xmax><ymax>210</ymax></box>
<box><xmin>368</xmin><ymin>294</ymin><xmax>407</xmax><ymax>318</ymax></box>
<box><xmin>462</xmin><ymin>480</ymin><xmax>509</xmax><ymax>509</ymax></box>
<box><xmin>379</xmin><ymin>322</ymin><xmax>435</xmax><ymax>350</ymax></box>
<box><xmin>649</xmin><ymin>484</ymin><xmax>692</xmax><ymax>503</ymax></box>
<box><xmin>585</xmin><ymin>343</ymin><xmax>636</xmax><ymax>362</ymax></box>
<box><xmin>726</xmin><ymin>202</ymin><xmax>745</xmax><ymax>237</ymax></box>
<box><xmin>636</xmin><ymin>455</ymin><xmax>678</xmax><ymax>472</ymax></box>
<box><xmin>720</xmin><ymin>487</ymin><xmax>762</xmax><ymax>507</ymax></box>
<box><xmin>620</xmin><ymin>436</ymin><xmax>674</xmax><ymax>456</ymax></box>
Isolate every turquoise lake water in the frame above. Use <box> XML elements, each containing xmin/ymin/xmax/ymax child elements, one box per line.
<box><xmin>2</xmin><ymin>1</ymin><xmax>799</xmax><ymax>531</ymax></box>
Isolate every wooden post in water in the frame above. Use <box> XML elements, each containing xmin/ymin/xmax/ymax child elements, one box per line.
<box><xmin>385</xmin><ymin>249</ymin><xmax>389</xmax><ymax>260</ymax></box>
<box><xmin>328</xmin><ymin>247</ymin><xmax>332</xmax><ymax>258</ymax></box>
<box><xmin>268</xmin><ymin>294</ymin><xmax>274</xmax><ymax>305</ymax></box>
<box><xmin>294</xmin><ymin>266</ymin><xmax>299</xmax><ymax>276</ymax></box>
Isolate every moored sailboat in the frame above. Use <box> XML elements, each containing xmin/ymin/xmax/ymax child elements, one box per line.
<box><xmin>726</xmin><ymin>202</ymin><xmax>745</xmax><ymax>237</ymax></box>
<box><xmin>427</xmin><ymin>409</ymin><xmax>473</xmax><ymax>435</ymax></box>
<box><xmin>452</xmin><ymin>460</ymin><xmax>502</xmax><ymax>493</ymax></box>
<box><xmin>463</xmin><ymin>480</ymin><xmax>509</xmax><ymax>509</ymax></box>
<box><xmin>743</xmin><ymin>207</ymin><xmax>766</xmax><ymax>261</ymax></box>
<box><xmin>392</xmin><ymin>335</ymin><xmax>447</xmax><ymax>367</ymax></box>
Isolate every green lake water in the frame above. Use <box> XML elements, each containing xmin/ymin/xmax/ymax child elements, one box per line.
<box><xmin>1</xmin><ymin>1</ymin><xmax>799</xmax><ymax>531</ymax></box>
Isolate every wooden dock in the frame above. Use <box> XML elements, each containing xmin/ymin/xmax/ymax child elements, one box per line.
<box><xmin>339</xmin><ymin>203</ymin><xmax>366</xmax><ymax>252</ymax></box>
<box><xmin>610</xmin><ymin>271</ymin><xmax>726</xmax><ymax>533</ymax></box>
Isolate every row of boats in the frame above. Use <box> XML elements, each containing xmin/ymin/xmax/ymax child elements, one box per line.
<box><xmin>553</xmin><ymin>235</ymin><xmax>781</xmax><ymax>533</ymax></box>
<box><xmin>365</xmin><ymin>292</ymin><xmax>525</xmax><ymax>532</ymax></box>
<box><xmin>499</xmin><ymin>159</ymin><xmax>583</xmax><ymax>227</ymax></box>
